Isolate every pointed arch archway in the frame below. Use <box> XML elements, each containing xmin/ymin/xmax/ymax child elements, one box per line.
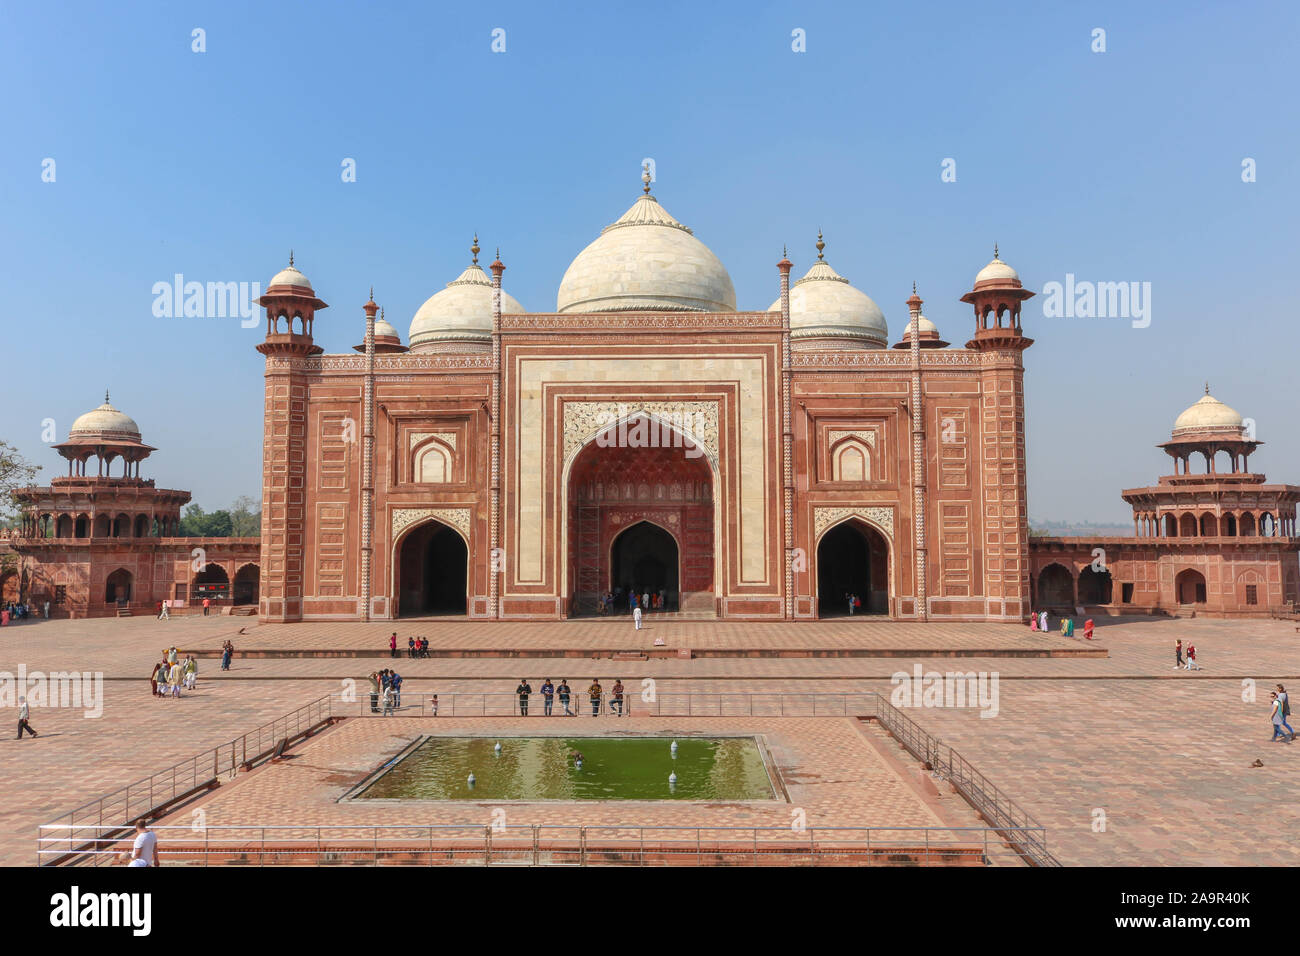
<box><xmin>393</xmin><ymin>518</ymin><xmax>468</xmax><ymax>617</ymax></box>
<box><xmin>105</xmin><ymin>567</ymin><xmax>133</xmax><ymax>605</ymax></box>
<box><xmin>610</xmin><ymin>519</ymin><xmax>681</xmax><ymax>607</ymax></box>
<box><xmin>563</xmin><ymin>411</ymin><xmax>717</xmax><ymax>616</ymax></box>
<box><xmin>1175</xmin><ymin>568</ymin><xmax>1207</xmax><ymax>605</ymax></box>
<box><xmin>814</xmin><ymin>514</ymin><xmax>892</xmax><ymax>618</ymax></box>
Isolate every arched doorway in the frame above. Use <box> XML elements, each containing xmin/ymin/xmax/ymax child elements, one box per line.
<box><xmin>193</xmin><ymin>563</ymin><xmax>230</xmax><ymax>605</ymax></box>
<box><xmin>816</xmin><ymin>519</ymin><xmax>890</xmax><ymax>617</ymax></box>
<box><xmin>610</xmin><ymin>521</ymin><xmax>679</xmax><ymax>608</ymax></box>
<box><xmin>397</xmin><ymin>520</ymin><xmax>467</xmax><ymax>616</ymax></box>
<box><xmin>233</xmin><ymin>563</ymin><xmax>260</xmax><ymax>605</ymax></box>
<box><xmin>1036</xmin><ymin>563</ymin><xmax>1074</xmax><ymax>609</ymax></box>
<box><xmin>105</xmin><ymin>568</ymin><xmax>133</xmax><ymax>605</ymax></box>
<box><xmin>1175</xmin><ymin>569</ymin><xmax>1207</xmax><ymax>605</ymax></box>
<box><xmin>1078</xmin><ymin>566</ymin><xmax>1113</xmax><ymax>605</ymax></box>
<box><xmin>566</xmin><ymin>416</ymin><xmax>714</xmax><ymax>616</ymax></box>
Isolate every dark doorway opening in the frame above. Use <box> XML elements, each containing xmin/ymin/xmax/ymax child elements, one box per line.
<box><xmin>610</xmin><ymin>522</ymin><xmax>679</xmax><ymax>609</ymax></box>
<box><xmin>817</xmin><ymin>520</ymin><xmax>889</xmax><ymax>617</ymax></box>
<box><xmin>398</xmin><ymin>522</ymin><xmax>468</xmax><ymax>616</ymax></box>
<box><xmin>1036</xmin><ymin>564</ymin><xmax>1074</xmax><ymax>609</ymax></box>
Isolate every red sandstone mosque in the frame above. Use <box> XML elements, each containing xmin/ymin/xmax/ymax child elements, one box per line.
<box><xmin>5</xmin><ymin>172</ymin><xmax>1297</xmax><ymax>620</ymax></box>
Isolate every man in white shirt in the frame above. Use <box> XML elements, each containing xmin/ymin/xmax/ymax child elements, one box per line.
<box><xmin>17</xmin><ymin>696</ymin><xmax>37</xmax><ymax>738</ymax></box>
<box><xmin>130</xmin><ymin>820</ymin><xmax>158</xmax><ymax>866</ymax></box>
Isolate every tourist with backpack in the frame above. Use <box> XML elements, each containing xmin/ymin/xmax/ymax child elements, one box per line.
<box><xmin>1276</xmin><ymin>684</ymin><xmax>1295</xmax><ymax>738</ymax></box>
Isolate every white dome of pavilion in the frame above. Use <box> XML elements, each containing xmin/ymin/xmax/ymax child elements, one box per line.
<box><xmin>1172</xmin><ymin>389</ymin><xmax>1245</xmax><ymax>437</ymax></box>
<box><xmin>768</xmin><ymin>236</ymin><xmax>887</xmax><ymax>348</ymax></box>
<box><xmin>557</xmin><ymin>181</ymin><xmax>736</xmax><ymax>314</ymax></box>
<box><xmin>408</xmin><ymin>249</ymin><xmax>525</xmax><ymax>352</ymax></box>
<box><xmin>69</xmin><ymin>393</ymin><xmax>142</xmax><ymax>441</ymax></box>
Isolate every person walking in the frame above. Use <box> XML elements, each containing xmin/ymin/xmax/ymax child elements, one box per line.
<box><xmin>367</xmin><ymin>672</ymin><xmax>380</xmax><ymax>713</ymax></box>
<box><xmin>381</xmin><ymin>682</ymin><xmax>395</xmax><ymax>717</ymax></box>
<box><xmin>1271</xmin><ymin>692</ymin><xmax>1292</xmax><ymax>741</ymax></box>
<box><xmin>1185</xmin><ymin>644</ymin><xmax>1200</xmax><ymax>671</ymax></box>
<box><xmin>516</xmin><ymin>678</ymin><xmax>532</xmax><ymax>716</ymax></box>
<box><xmin>168</xmin><ymin>659</ymin><xmax>183</xmax><ymax>698</ymax></box>
<box><xmin>160</xmin><ymin>599</ymin><xmax>170</xmax><ymax>620</ymax></box>
<box><xmin>1038</xmin><ymin>609</ymin><xmax>1048</xmax><ymax>632</ymax></box>
<box><xmin>1276</xmin><ymin>684</ymin><xmax>1295</xmax><ymax>739</ymax></box>
<box><xmin>611</xmin><ymin>678</ymin><xmax>625</xmax><ymax>716</ymax></box>
<box><xmin>642</xmin><ymin>591</ymin><xmax>650</xmax><ymax>613</ymax></box>
<box><xmin>391</xmin><ymin>670</ymin><xmax>403</xmax><ymax>708</ymax></box>
<box><xmin>1174</xmin><ymin>639</ymin><xmax>1184</xmax><ymax>669</ymax></box>
<box><xmin>541</xmin><ymin>678</ymin><xmax>555</xmax><ymax>716</ymax></box>
<box><xmin>43</xmin><ymin>600</ymin><xmax>50</xmax><ymax>620</ymax></box>
<box><xmin>588</xmin><ymin>678</ymin><xmax>603</xmax><ymax>716</ymax></box>
<box><xmin>389</xmin><ymin>633</ymin><xmax>397</xmax><ymax>658</ymax></box>
<box><xmin>847</xmin><ymin>593</ymin><xmax>855</xmax><ymax>616</ymax></box>
<box><xmin>183</xmin><ymin>656</ymin><xmax>197</xmax><ymax>690</ymax></box>
<box><xmin>16</xmin><ymin>696</ymin><xmax>37</xmax><ymax>738</ymax></box>
<box><xmin>633</xmin><ymin>604</ymin><xmax>643</xmax><ymax>631</ymax></box>
<box><xmin>202</xmin><ymin>597</ymin><xmax>210</xmax><ymax>616</ymax></box>
<box><xmin>150</xmin><ymin>660</ymin><xmax>163</xmax><ymax>697</ymax></box>
<box><xmin>221</xmin><ymin>640</ymin><xmax>233</xmax><ymax>671</ymax></box>
<box><xmin>155</xmin><ymin>600</ymin><xmax>164</xmax><ymax>620</ymax></box>
<box><xmin>558</xmin><ymin>679</ymin><xmax>572</xmax><ymax>717</ymax></box>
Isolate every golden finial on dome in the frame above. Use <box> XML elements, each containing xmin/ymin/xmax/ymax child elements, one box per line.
<box><xmin>471</xmin><ymin>234</ymin><xmax>480</xmax><ymax>265</ymax></box>
<box><xmin>104</xmin><ymin>388</ymin><xmax>110</xmax><ymax>404</ymax></box>
<box><xmin>816</xmin><ymin>229</ymin><xmax>825</xmax><ymax>261</ymax></box>
<box><xmin>993</xmin><ymin>243</ymin><xmax>999</xmax><ymax>260</ymax></box>
<box><xmin>1205</xmin><ymin>381</ymin><xmax>1210</xmax><ymax>395</ymax></box>
<box><xmin>289</xmin><ymin>249</ymin><xmax>294</xmax><ymax>267</ymax></box>
<box><xmin>642</xmin><ymin>162</ymin><xmax>652</xmax><ymax>195</ymax></box>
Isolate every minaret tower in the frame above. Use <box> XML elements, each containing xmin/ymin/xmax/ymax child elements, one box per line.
<box><xmin>960</xmin><ymin>247</ymin><xmax>1035</xmax><ymax>620</ymax></box>
<box><xmin>255</xmin><ymin>253</ymin><xmax>328</xmax><ymax>622</ymax></box>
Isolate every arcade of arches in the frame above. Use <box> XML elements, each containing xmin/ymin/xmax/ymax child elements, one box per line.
<box><xmin>397</xmin><ymin>521</ymin><xmax>468</xmax><ymax>616</ymax></box>
<box><xmin>567</xmin><ymin>429</ymin><xmax>714</xmax><ymax>614</ymax></box>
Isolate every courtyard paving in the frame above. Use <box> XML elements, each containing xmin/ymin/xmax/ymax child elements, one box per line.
<box><xmin>2</xmin><ymin>613</ymin><xmax>1297</xmax><ymax>866</ymax></box>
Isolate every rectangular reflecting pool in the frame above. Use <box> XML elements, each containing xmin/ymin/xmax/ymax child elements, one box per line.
<box><xmin>352</xmin><ymin>735</ymin><xmax>778</xmax><ymax>801</ymax></box>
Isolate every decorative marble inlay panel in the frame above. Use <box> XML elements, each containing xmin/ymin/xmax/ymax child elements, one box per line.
<box><xmin>391</xmin><ymin>507</ymin><xmax>472</xmax><ymax>542</ymax></box>
<box><xmin>814</xmin><ymin>506</ymin><xmax>894</xmax><ymax>541</ymax></box>
<box><xmin>501</xmin><ymin>312</ymin><xmax>781</xmax><ymax>332</ymax></box>
<box><xmin>409</xmin><ymin>431</ymin><xmax>458</xmax><ymax>452</ymax></box>
<box><xmin>563</xmin><ymin>401</ymin><xmax>719</xmax><ymax>468</ymax></box>
<box><xmin>827</xmin><ymin>429</ymin><xmax>877</xmax><ymax>448</ymax></box>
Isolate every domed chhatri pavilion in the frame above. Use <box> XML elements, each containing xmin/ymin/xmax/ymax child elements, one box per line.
<box><xmin>7</xmin><ymin>393</ymin><xmax>259</xmax><ymax>618</ymax></box>
<box><xmin>253</xmin><ymin>170</ymin><xmax>1047</xmax><ymax>623</ymax></box>
<box><xmin>1030</xmin><ymin>386</ymin><xmax>1300</xmax><ymax>616</ymax></box>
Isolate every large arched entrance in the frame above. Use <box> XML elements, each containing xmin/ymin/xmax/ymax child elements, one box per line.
<box><xmin>1175</xmin><ymin>568</ymin><xmax>1207</xmax><ymax>605</ymax></box>
<box><xmin>1036</xmin><ymin>563</ymin><xmax>1074</xmax><ymax>609</ymax></box>
<box><xmin>611</xmin><ymin>521</ymin><xmax>679</xmax><ymax>606</ymax></box>
<box><xmin>816</xmin><ymin>519</ymin><xmax>890</xmax><ymax>617</ymax></box>
<box><xmin>397</xmin><ymin>521</ymin><xmax>467</xmax><ymax>616</ymax></box>
<box><xmin>1078</xmin><ymin>566</ymin><xmax>1113</xmax><ymax>605</ymax></box>
<box><xmin>105</xmin><ymin>568</ymin><xmax>133</xmax><ymax>605</ymax></box>
<box><xmin>566</xmin><ymin>416</ymin><xmax>714</xmax><ymax>616</ymax></box>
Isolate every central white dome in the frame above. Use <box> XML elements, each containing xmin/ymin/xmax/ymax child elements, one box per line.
<box><xmin>557</xmin><ymin>191</ymin><xmax>736</xmax><ymax>313</ymax></box>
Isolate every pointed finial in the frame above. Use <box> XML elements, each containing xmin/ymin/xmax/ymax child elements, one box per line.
<box><xmin>783</xmin><ymin>244</ymin><xmax>788</xmax><ymax>258</ymax></box>
<box><xmin>815</xmin><ymin>229</ymin><xmax>825</xmax><ymax>261</ymax></box>
<box><xmin>1205</xmin><ymin>381</ymin><xmax>1210</xmax><ymax>395</ymax></box>
<box><xmin>993</xmin><ymin>242</ymin><xmax>999</xmax><ymax>260</ymax></box>
<box><xmin>289</xmin><ymin>249</ymin><xmax>294</xmax><ymax>267</ymax></box>
<box><xmin>496</xmin><ymin>246</ymin><xmax>500</xmax><ymax>259</ymax></box>
<box><xmin>642</xmin><ymin>162</ymin><xmax>652</xmax><ymax>195</ymax></box>
<box><xmin>369</xmin><ymin>285</ymin><xmax>373</xmax><ymax>300</ymax></box>
<box><xmin>105</xmin><ymin>388</ymin><xmax>110</xmax><ymax>404</ymax></box>
<box><xmin>913</xmin><ymin>280</ymin><xmax>917</xmax><ymax>294</ymax></box>
<box><xmin>471</xmin><ymin>233</ymin><xmax>480</xmax><ymax>265</ymax></box>
<box><xmin>380</xmin><ymin>307</ymin><xmax>385</xmax><ymax>322</ymax></box>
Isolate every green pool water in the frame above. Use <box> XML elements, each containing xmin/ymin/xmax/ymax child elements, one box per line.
<box><xmin>355</xmin><ymin>736</ymin><xmax>776</xmax><ymax>801</ymax></box>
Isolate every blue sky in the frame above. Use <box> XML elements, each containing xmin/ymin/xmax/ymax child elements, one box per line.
<box><xmin>2</xmin><ymin>0</ymin><xmax>1296</xmax><ymax>522</ymax></box>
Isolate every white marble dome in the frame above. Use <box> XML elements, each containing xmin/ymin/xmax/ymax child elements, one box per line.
<box><xmin>267</xmin><ymin>262</ymin><xmax>314</xmax><ymax>292</ymax></box>
<box><xmin>408</xmin><ymin>262</ymin><xmax>525</xmax><ymax>351</ymax></box>
<box><xmin>1172</xmin><ymin>391</ymin><xmax>1245</xmax><ymax>436</ymax></box>
<box><xmin>974</xmin><ymin>250</ymin><xmax>1020</xmax><ymax>286</ymax></box>
<box><xmin>69</xmin><ymin>394</ymin><xmax>141</xmax><ymax>441</ymax></box>
<box><xmin>768</xmin><ymin>253</ymin><xmax>888</xmax><ymax>348</ymax></box>
<box><xmin>557</xmin><ymin>192</ymin><xmax>736</xmax><ymax>313</ymax></box>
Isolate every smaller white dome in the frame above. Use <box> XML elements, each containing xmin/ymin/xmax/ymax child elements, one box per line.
<box><xmin>409</xmin><ymin>262</ymin><xmax>525</xmax><ymax>351</ymax></box>
<box><xmin>1172</xmin><ymin>391</ymin><xmax>1245</xmax><ymax>436</ymax></box>
<box><xmin>374</xmin><ymin>313</ymin><xmax>400</xmax><ymax>340</ymax></box>
<box><xmin>268</xmin><ymin>262</ymin><xmax>313</xmax><ymax>292</ymax></box>
<box><xmin>69</xmin><ymin>394</ymin><xmax>141</xmax><ymax>441</ymax></box>
<box><xmin>905</xmin><ymin>315</ymin><xmax>939</xmax><ymax>336</ymax></box>
<box><xmin>974</xmin><ymin>249</ymin><xmax>1019</xmax><ymax>286</ymax></box>
<box><xmin>768</xmin><ymin>254</ymin><xmax>887</xmax><ymax>348</ymax></box>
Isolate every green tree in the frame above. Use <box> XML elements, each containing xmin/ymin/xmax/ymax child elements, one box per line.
<box><xmin>230</xmin><ymin>496</ymin><xmax>261</xmax><ymax>537</ymax></box>
<box><xmin>0</xmin><ymin>440</ymin><xmax>40</xmax><ymax>521</ymax></box>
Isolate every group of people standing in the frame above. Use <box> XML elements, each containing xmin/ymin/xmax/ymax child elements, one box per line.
<box><xmin>1029</xmin><ymin>610</ymin><xmax>1095</xmax><ymax>640</ymax></box>
<box><xmin>1</xmin><ymin>601</ymin><xmax>42</xmax><ymax>625</ymax></box>
<box><xmin>598</xmin><ymin>588</ymin><xmax>668</xmax><ymax>616</ymax></box>
<box><xmin>514</xmin><ymin>678</ymin><xmax>625</xmax><ymax>717</ymax></box>
<box><xmin>367</xmin><ymin>669</ymin><xmax>404</xmax><ymax>715</ymax></box>
<box><xmin>150</xmin><ymin>646</ymin><xmax>198</xmax><ymax>697</ymax></box>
